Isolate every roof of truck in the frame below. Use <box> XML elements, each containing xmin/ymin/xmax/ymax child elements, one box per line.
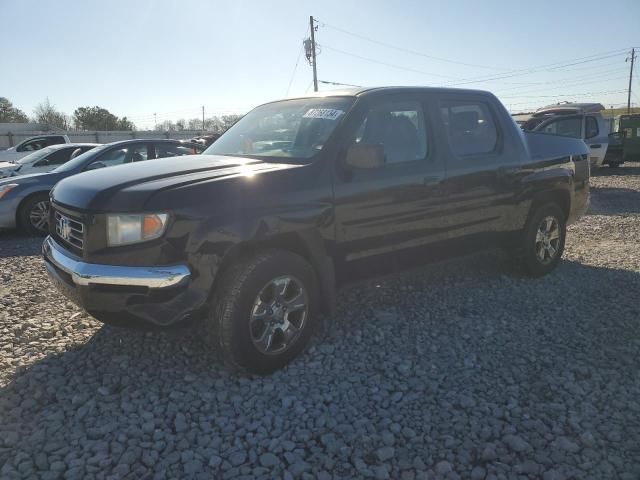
<box><xmin>286</xmin><ymin>86</ymin><xmax>494</xmax><ymax>100</ymax></box>
<box><xmin>535</xmin><ymin>102</ymin><xmax>605</xmax><ymax>115</ymax></box>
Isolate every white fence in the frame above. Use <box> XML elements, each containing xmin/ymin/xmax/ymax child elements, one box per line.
<box><xmin>0</xmin><ymin>129</ymin><xmax>207</xmax><ymax>149</ymax></box>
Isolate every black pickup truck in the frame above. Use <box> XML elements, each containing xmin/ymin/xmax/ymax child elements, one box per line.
<box><xmin>43</xmin><ymin>87</ymin><xmax>589</xmax><ymax>373</ymax></box>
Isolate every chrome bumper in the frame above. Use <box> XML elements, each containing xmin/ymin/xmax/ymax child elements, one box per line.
<box><xmin>43</xmin><ymin>236</ymin><xmax>190</xmax><ymax>289</ymax></box>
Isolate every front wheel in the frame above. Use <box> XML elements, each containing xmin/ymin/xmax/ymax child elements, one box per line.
<box><xmin>207</xmin><ymin>250</ymin><xmax>318</xmax><ymax>374</ymax></box>
<box><xmin>520</xmin><ymin>204</ymin><xmax>566</xmax><ymax>277</ymax></box>
<box><xmin>19</xmin><ymin>193</ymin><xmax>50</xmax><ymax>235</ymax></box>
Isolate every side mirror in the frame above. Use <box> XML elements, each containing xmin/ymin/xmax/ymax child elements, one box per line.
<box><xmin>85</xmin><ymin>161</ymin><xmax>106</xmax><ymax>171</ymax></box>
<box><xmin>345</xmin><ymin>143</ymin><xmax>384</xmax><ymax>169</ymax></box>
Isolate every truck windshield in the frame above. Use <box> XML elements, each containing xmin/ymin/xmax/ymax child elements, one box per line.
<box><xmin>204</xmin><ymin>97</ymin><xmax>355</xmax><ymax>162</ymax></box>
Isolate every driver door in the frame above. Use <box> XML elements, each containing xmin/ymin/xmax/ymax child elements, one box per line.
<box><xmin>333</xmin><ymin>94</ymin><xmax>446</xmax><ymax>261</ymax></box>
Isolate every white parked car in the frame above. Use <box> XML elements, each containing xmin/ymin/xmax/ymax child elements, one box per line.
<box><xmin>523</xmin><ymin>103</ymin><xmax>610</xmax><ymax>169</ymax></box>
<box><xmin>0</xmin><ymin>134</ymin><xmax>70</xmax><ymax>163</ymax></box>
<box><xmin>0</xmin><ymin>143</ymin><xmax>98</xmax><ymax>179</ymax></box>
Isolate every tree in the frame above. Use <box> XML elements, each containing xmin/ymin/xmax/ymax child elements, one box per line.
<box><xmin>33</xmin><ymin>98</ymin><xmax>68</xmax><ymax>129</ymax></box>
<box><xmin>156</xmin><ymin>120</ymin><xmax>176</xmax><ymax>131</ymax></box>
<box><xmin>73</xmin><ymin>106</ymin><xmax>122</xmax><ymax>130</ymax></box>
<box><xmin>0</xmin><ymin>97</ymin><xmax>29</xmax><ymax>123</ymax></box>
<box><xmin>187</xmin><ymin>118</ymin><xmax>202</xmax><ymax>130</ymax></box>
<box><xmin>175</xmin><ymin>119</ymin><xmax>186</xmax><ymax>131</ymax></box>
<box><xmin>221</xmin><ymin>114</ymin><xmax>242</xmax><ymax>130</ymax></box>
<box><xmin>116</xmin><ymin>116</ymin><xmax>135</xmax><ymax>131</ymax></box>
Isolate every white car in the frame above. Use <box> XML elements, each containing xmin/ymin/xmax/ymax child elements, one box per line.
<box><xmin>524</xmin><ymin>103</ymin><xmax>610</xmax><ymax>169</ymax></box>
<box><xmin>0</xmin><ymin>134</ymin><xmax>70</xmax><ymax>163</ymax></box>
<box><xmin>0</xmin><ymin>143</ymin><xmax>98</xmax><ymax>179</ymax></box>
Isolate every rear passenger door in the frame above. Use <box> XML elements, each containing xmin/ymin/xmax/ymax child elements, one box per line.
<box><xmin>333</xmin><ymin>94</ymin><xmax>446</xmax><ymax>261</ymax></box>
<box><xmin>435</xmin><ymin>94</ymin><xmax>519</xmax><ymax>240</ymax></box>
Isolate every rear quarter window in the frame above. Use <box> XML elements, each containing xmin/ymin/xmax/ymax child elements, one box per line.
<box><xmin>439</xmin><ymin>100</ymin><xmax>498</xmax><ymax>156</ymax></box>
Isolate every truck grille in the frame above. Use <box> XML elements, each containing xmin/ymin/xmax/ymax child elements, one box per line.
<box><xmin>54</xmin><ymin>211</ymin><xmax>84</xmax><ymax>251</ymax></box>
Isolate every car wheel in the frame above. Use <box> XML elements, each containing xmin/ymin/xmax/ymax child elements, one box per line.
<box><xmin>521</xmin><ymin>203</ymin><xmax>566</xmax><ymax>277</ymax></box>
<box><xmin>609</xmin><ymin>162</ymin><xmax>620</xmax><ymax>168</ymax></box>
<box><xmin>19</xmin><ymin>193</ymin><xmax>50</xmax><ymax>236</ymax></box>
<box><xmin>207</xmin><ymin>250</ymin><xmax>318</xmax><ymax>374</ymax></box>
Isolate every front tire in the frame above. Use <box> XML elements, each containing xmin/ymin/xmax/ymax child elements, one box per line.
<box><xmin>18</xmin><ymin>193</ymin><xmax>50</xmax><ymax>235</ymax></box>
<box><xmin>520</xmin><ymin>204</ymin><xmax>566</xmax><ymax>277</ymax></box>
<box><xmin>207</xmin><ymin>250</ymin><xmax>318</xmax><ymax>374</ymax></box>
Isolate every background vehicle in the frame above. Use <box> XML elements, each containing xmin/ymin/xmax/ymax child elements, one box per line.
<box><xmin>615</xmin><ymin>113</ymin><xmax>640</xmax><ymax>162</ymax></box>
<box><xmin>0</xmin><ymin>143</ymin><xmax>98</xmax><ymax>178</ymax></box>
<box><xmin>0</xmin><ymin>134</ymin><xmax>70</xmax><ymax>162</ymax></box>
<box><xmin>43</xmin><ymin>87</ymin><xmax>589</xmax><ymax>373</ymax></box>
<box><xmin>523</xmin><ymin>103</ymin><xmax>610</xmax><ymax>168</ymax></box>
<box><xmin>0</xmin><ymin>139</ymin><xmax>205</xmax><ymax>234</ymax></box>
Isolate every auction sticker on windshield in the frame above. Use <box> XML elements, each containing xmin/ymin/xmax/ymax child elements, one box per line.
<box><xmin>303</xmin><ymin>108</ymin><xmax>344</xmax><ymax>120</ymax></box>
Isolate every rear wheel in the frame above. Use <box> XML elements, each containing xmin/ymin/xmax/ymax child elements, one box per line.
<box><xmin>206</xmin><ymin>250</ymin><xmax>318</xmax><ymax>374</ymax></box>
<box><xmin>520</xmin><ymin>204</ymin><xmax>566</xmax><ymax>277</ymax></box>
<box><xmin>18</xmin><ymin>193</ymin><xmax>50</xmax><ymax>235</ymax></box>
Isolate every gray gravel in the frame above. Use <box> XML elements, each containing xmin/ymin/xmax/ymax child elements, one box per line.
<box><xmin>1</xmin><ymin>163</ymin><xmax>640</xmax><ymax>480</ymax></box>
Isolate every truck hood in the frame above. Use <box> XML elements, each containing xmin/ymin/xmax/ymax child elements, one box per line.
<box><xmin>51</xmin><ymin>154</ymin><xmax>302</xmax><ymax>211</ymax></box>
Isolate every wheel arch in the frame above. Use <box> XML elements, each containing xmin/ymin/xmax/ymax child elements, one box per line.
<box><xmin>528</xmin><ymin>188</ymin><xmax>571</xmax><ymax>222</ymax></box>
<box><xmin>15</xmin><ymin>190</ymin><xmax>50</xmax><ymax>228</ymax></box>
<box><xmin>213</xmin><ymin>231</ymin><xmax>336</xmax><ymax>316</ymax></box>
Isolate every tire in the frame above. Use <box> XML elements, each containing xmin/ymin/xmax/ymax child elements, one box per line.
<box><xmin>520</xmin><ymin>203</ymin><xmax>566</xmax><ymax>277</ymax></box>
<box><xmin>18</xmin><ymin>193</ymin><xmax>51</xmax><ymax>236</ymax></box>
<box><xmin>608</xmin><ymin>162</ymin><xmax>620</xmax><ymax>168</ymax></box>
<box><xmin>206</xmin><ymin>250</ymin><xmax>318</xmax><ymax>374</ymax></box>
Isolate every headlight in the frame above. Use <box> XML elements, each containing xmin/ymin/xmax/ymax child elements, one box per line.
<box><xmin>106</xmin><ymin>213</ymin><xmax>169</xmax><ymax>246</ymax></box>
<box><xmin>0</xmin><ymin>184</ymin><xmax>18</xmax><ymax>199</ymax></box>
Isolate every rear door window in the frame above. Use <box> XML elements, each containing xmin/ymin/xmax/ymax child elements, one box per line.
<box><xmin>439</xmin><ymin>101</ymin><xmax>498</xmax><ymax>156</ymax></box>
<box><xmin>538</xmin><ymin>116</ymin><xmax>583</xmax><ymax>138</ymax></box>
<box><xmin>585</xmin><ymin>116</ymin><xmax>599</xmax><ymax>139</ymax></box>
<box><xmin>16</xmin><ymin>138</ymin><xmax>48</xmax><ymax>152</ymax></box>
<box><xmin>154</xmin><ymin>143</ymin><xmax>201</xmax><ymax>158</ymax></box>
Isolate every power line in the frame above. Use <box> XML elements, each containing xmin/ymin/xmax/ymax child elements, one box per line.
<box><xmin>285</xmin><ymin>44</ymin><xmax>304</xmax><ymax>97</ymax></box>
<box><xmin>318</xmin><ymin>19</ymin><xmax>507</xmax><ymax>71</ymax></box>
<box><xmin>444</xmin><ymin>50</ymin><xmax>629</xmax><ymax>86</ymax></box>
<box><xmin>319</xmin><ymin>80</ymin><xmax>362</xmax><ymax>87</ymax></box>
<box><xmin>322</xmin><ymin>44</ymin><xmax>453</xmax><ymax>79</ymax></box>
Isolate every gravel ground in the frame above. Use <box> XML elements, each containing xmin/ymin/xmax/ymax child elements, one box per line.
<box><xmin>1</xmin><ymin>163</ymin><xmax>639</xmax><ymax>480</ymax></box>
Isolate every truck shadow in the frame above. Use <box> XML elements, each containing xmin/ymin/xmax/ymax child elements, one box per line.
<box><xmin>2</xmin><ymin>256</ymin><xmax>639</xmax><ymax>475</ymax></box>
<box><xmin>0</xmin><ymin>231</ymin><xmax>43</xmax><ymax>258</ymax></box>
<box><xmin>587</xmin><ymin>187</ymin><xmax>640</xmax><ymax>216</ymax></box>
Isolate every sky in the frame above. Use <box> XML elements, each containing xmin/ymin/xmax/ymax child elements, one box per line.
<box><xmin>1</xmin><ymin>0</ymin><xmax>639</xmax><ymax>129</ymax></box>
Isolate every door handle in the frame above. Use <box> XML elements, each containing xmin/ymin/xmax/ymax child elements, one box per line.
<box><xmin>496</xmin><ymin>166</ymin><xmax>518</xmax><ymax>181</ymax></box>
<box><xmin>423</xmin><ymin>175</ymin><xmax>442</xmax><ymax>186</ymax></box>
<box><xmin>589</xmin><ymin>144</ymin><xmax>601</xmax><ymax>149</ymax></box>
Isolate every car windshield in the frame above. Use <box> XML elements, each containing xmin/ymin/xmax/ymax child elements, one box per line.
<box><xmin>52</xmin><ymin>144</ymin><xmax>110</xmax><ymax>173</ymax></box>
<box><xmin>15</xmin><ymin>147</ymin><xmax>54</xmax><ymax>165</ymax></box>
<box><xmin>204</xmin><ymin>97</ymin><xmax>355</xmax><ymax>162</ymax></box>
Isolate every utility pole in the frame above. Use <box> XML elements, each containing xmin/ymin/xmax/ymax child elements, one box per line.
<box><xmin>309</xmin><ymin>16</ymin><xmax>318</xmax><ymax>92</ymax></box>
<box><xmin>202</xmin><ymin>106</ymin><xmax>205</xmax><ymax>132</ymax></box>
<box><xmin>154</xmin><ymin>113</ymin><xmax>157</xmax><ymax>128</ymax></box>
<box><xmin>626</xmin><ymin>48</ymin><xmax>636</xmax><ymax>114</ymax></box>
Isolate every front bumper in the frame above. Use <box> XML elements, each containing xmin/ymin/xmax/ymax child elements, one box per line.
<box><xmin>0</xmin><ymin>196</ymin><xmax>20</xmax><ymax>230</ymax></box>
<box><xmin>43</xmin><ymin>236</ymin><xmax>199</xmax><ymax>327</ymax></box>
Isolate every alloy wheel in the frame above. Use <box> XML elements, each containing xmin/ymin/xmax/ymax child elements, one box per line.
<box><xmin>29</xmin><ymin>201</ymin><xmax>50</xmax><ymax>233</ymax></box>
<box><xmin>249</xmin><ymin>275</ymin><xmax>308</xmax><ymax>355</ymax></box>
<box><xmin>535</xmin><ymin>215</ymin><xmax>561</xmax><ymax>264</ymax></box>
